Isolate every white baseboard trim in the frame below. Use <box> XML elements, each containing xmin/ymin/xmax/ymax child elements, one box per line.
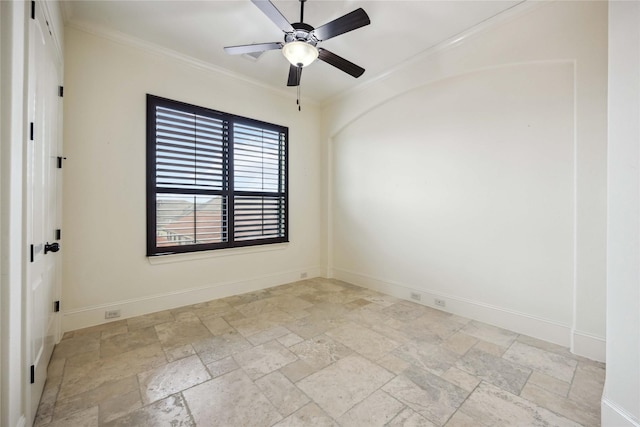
<box><xmin>602</xmin><ymin>396</ymin><xmax>640</xmax><ymax>427</ymax></box>
<box><xmin>332</xmin><ymin>267</ymin><xmax>605</xmax><ymax>361</ymax></box>
<box><xmin>62</xmin><ymin>266</ymin><xmax>322</xmax><ymax>332</ymax></box>
<box><xmin>572</xmin><ymin>330</ymin><xmax>606</xmax><ymax>362</ymax></box>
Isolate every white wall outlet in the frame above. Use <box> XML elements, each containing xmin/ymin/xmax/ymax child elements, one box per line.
<box><xmin>105</xmin><ymin>309</ymin><xmax>121</xmax><ymax>319</ymax></box>
<box><xmin>300</xmin><ymin>272</ymin><xmax>308</xmax><ymax>279</ymax></box>
<box><xmin>410</xmin><ymin>292</ymin><xmax>421</xmax><ymax>301</ymax></box>
<box><xmin>434</xmin><ymin>299</ymin><xmax>446</xmax><ymax>308</ymax></box>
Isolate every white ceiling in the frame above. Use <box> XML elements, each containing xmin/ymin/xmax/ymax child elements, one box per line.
<box><xmin>63</xmin><ymin>0</ymin><xmax>524</xmax><ymax>104</ymax></box>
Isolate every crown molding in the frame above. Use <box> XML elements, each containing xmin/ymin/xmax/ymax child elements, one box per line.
<box><xmin>65</xmin><ymin>19</ymin><xmax>319</xmax><ymax>107</ymax></box>
<box><xmin>322</xmin><ymin>0</ymin><xmax>546</xmax><ymax>108</ymax></box>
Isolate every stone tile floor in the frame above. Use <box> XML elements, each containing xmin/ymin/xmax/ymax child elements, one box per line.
<box><xmin>35</xmin><ymin>278</ymin><xmax>605</xmax><ymax>426</ymax></box>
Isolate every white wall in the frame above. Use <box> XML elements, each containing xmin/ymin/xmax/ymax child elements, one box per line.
<box><xmin>602</xmin><ymin>2</ymin><xmax>640</xmax><ymax>426</ymax></box>
<box><xmin>323</xmin><ymin>1</ymin><xmax>607</xmax><ymax>361</ymax></box>
<box><xmin>62</xmin><ymin>27</ymin><xmax>323</xmax><ymax>331</ymax></box>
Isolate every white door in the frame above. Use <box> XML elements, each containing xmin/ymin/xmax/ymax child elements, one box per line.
<box><xmin>26</xmin><ymin>2</ymin><xmax>63</xmax><ymax>424</ymax></box>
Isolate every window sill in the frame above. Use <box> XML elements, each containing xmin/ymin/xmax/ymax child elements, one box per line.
<box><xmin>147</xmin><ymin>242</ymin><xmax>290</xmax><ymax>265</ymax></box>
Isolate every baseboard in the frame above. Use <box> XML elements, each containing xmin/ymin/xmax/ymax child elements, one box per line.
<box><xmin>62</xmin><ymin>266</ymin><xmax>322</xmax><ymax>332</ymax></box>
<box><xmin>572</xmin><ymin>330</ymin><xmax>606</xmax><ymax>362</ymax></box>
<box><xmin>602</xmin><ymin>396</ymin><xmax>640</xmax><ymax>427</ymax></box>
<box><xmin>332</xmin><ymin>267</ymin><xmax>605</xmax><ymax>361</ymax></box>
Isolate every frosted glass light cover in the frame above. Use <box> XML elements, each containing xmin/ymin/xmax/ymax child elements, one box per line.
<box><xmin>282</xmin><ymin>41</ymin><xmax>319</xmax><ymax>67</ymax></box>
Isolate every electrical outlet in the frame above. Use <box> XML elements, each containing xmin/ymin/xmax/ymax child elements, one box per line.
<box><xmin>300</xmin><ymin>272</ymin><xmax>308</xmax><ymax>279</ymax></box>
<box><xmin>105</xmin><ymin>309</ymin><xmax>121</xmax><ymax>319</ymax></box>
<box><xmin>410</xmin><ymin>292</ymin><xmax>421</xmax><ymax>301</ymax></box>
<box><xmin>434</xmin><ymin>299</ymin><xmax>446</xmax><ymax>308</ymax></box>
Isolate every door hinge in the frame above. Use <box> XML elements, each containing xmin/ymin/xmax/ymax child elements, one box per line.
<box><xmin>54</xmin><ymin>300</ymin><xmax>60</xmax><ymax>313</ymax></box>
<box><xmin>57</xmin><ymin>156</ymin><xmax>66</xmax><ymax>169</ymax></box>
<box><xmin>30</xmin><ymin>365</ymin><xmax>35</xmax><ymax>384</ymax></box>
<box><xmin>30</xmin><ymin>1</ymin><xmax>35</xmax><ymax>20</ymax></box>
<box><xmin>58</xmin><ymin>86</ymin><xmax>64</xmax><ymax>97</ymax></box>
<box><xmin>30</xmin><ymin>244</ymin><xmax>34</xmax><ymax>263</ymax></box>
<box><xmin>55</xmin><ymin>229</ymin><xmax>61</xmax><ymax>240</ymax></box>
<box><xmin>29</xmin><ymin>122</ymin><xmax>34</xmax><ymax>141</ymax></box>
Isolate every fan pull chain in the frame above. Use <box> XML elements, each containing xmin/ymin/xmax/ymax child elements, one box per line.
<box><xmin>297</xmin><ymin>65</ymin><xmax>302</xmax><ymax>111</ymax></box>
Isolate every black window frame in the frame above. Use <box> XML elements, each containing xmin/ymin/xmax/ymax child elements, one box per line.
<box><xmin>146</xmin><ymin>94</ymin><xmax>288</xmax><ymax>256</ymax></box>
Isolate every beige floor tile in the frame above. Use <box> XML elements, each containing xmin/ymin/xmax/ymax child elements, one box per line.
<box><xmin>277</xmin><ymin>332</ymin><xmax>305</xmax><ymax>347</ymax></box>
<box><xmin>289</xmin><ymin>335</ymin><xmax>353</xmax><ymax>370</ymax></box>
<box><xmin>103</xmin><ymin>393</ymin><xmax>194</xmax><ymax>427</ymax></box>
<box><xmin>472</xmin><ymin>339</ymin><xmax>508</xmax><ymax>357</ymax></box>
<box><xmin>46</xmin><ymin>406</ymin><xmax>99</xmax><ymax>427</ymax></box>
<box><xmin>183</xmin><ymin>370</ymin><xmax>282</xmax><ymax>427</ymax></box>
<box><xmin>326</xmin><ymin>322</ymin><xmax>400</xmax><ymax>360</ymax></box>
<box><xmin>233</xmin><ymin>340</ymin><xmax>297</xmax><ymax>380</ymax></box>
<box><xmin>392</xmin><ymin>341</ymin><xmax>460</xmax><ymax>376</ymax></box>
<box><xmin>255</xmin><ymin>371</ymin><xmax>310</xmax><ymax>417</ymax></box>
<box><xmin>441</xmin><ymin>367</ymin><xmax>481</xmax><ymax>392</ymax></box>
<box><xmin>383</xmin><ymin>301</ymin><xmax>431</xmax><ymax>322</ymax></box>
<box><xmin>297</xmin><ymin>354</ymin><xmax>394</xmax><ymax>419</ymax></box>
<box><xmin>461</xmin><ymin>321</ymin><xmax>518</xmax><ymax>348</ymax></box>
<box><xmin>247</xmin><ymin>326</ymin><xmax>292</xmax><ymax>345</ymax></box>
<box><xmin>520</xmin><ymin>382</ymin><xmax>600</xmax><ymax>426</ymax></box>
<box><xmin>205</xmin><ymin>355</ymin><xmax>239</xmax><ymax>378</ymax></box>
<box><xmin>98</xmin><ymin>389</ymin><xmax>142</xmax><ymax>424</ymax></box>
<box><xmin>569</xmin><ymin>361</ymin><xmax>605</xmax><ymax>407</ymax></box>
<box><xmin>503</xmin><ymin>341</ymin><xmax>577</xmax><ymax>383</ymax></box>
<box><xmin>100</xmin><ymin>324</ymin><xmax>129</xmax><ymax>339</ymax></box>
<box><xmin>51</xmin><ymin>333</ymin><xmax>100</xmax><ymax>361</ymax></box>
<box><xmin>362</xmin><ymin>293</ymin><xmax>401</xmax><ymax>307</ymax></box>
<box><xmin>154</xmin><ymin>314</ymin><xmax>212</xmax><ymax>349</ymax></box>
<box><xmin>229</xmin><ymin>310</ymin><xmax>295</xmax><ymax>337</ymax></box>
<box><xmin>138</xmin><ymin>354</ymin><xmax>210</xmax><ymax>404</ymax></box>
<box><xmin>192</xmin><ymin>330</ymin><xmax>252</xmax><ymax>364</ymax></box>
<box><xmin>201</xmin><ymin>316</ymin><xmax>234</xmax><ymax>336</ymax></box>
<box><xmin>456</xmin><ymin>348</ymin><xmax>531</xmax><ymax>395</ymax></box>
<box><xmin>73</xmin><ymin>320</ymin><xmax>128</xmax><ymax>338</ymax></box>
<box><xmin>442</xmin><ymin>332</ymin><xmax>478</xmax><ymax>355</ymax></box>
<box><xmin>388</xmin><ymin>407</ymin><xmax>437</xmax><ymax>427</ymax></box>
<box><xmin>461</xmin><ymin>382</ymin><xmax>582</xmax><ymax>427</ymax></box>
<box><xmin>164</xmin><ymin>343</ymin><xmax>196</xmax><ymax>362</ymax></box>
<box><xmin>445</xmin><ymin>410</ymin><xmax>484</xmax><ymax>426</ymax></box>
<box><xmin>100</xmin><ymin>326</ymin><xmax>159</xmax><ymax>358</ymax></box>
<box><xmin>54</xmin><ymin>375</ymin><xmax>139</xmax><ymax>419</ymax></box>
<box><xmin>376</xmin><ymin>353</ymin><xmax>410</xmax><ymax>375</ymax></box>
<box><xmin>382</xmin><ymin>366</ymin><xmax>469</xmax><ymax>425</ymax></box>
<box><xmin>527</xmin><ymin>371</ymin><xmax>571</xmax><ymax>397</ymax></box>
<box><xmin>272</xmin><ymin>403</ymin><xmax>338</xmax><ymax>427</ymax></box>
<box><xmin>58</xmin><ymin>344</ymin><xmax>167</xmax><ymax>400</ymax></box>
<box><xmin>337</xmin><ymin>390</ymin><xmax>405</xmax><ymax>426</ymax></box>
<box><xmin>279</xmin><ymin>359</ymin><xmax>318</xmax><ymax>383</ymax></box>
<box><xmin>40</xmin><ymin>279</ymin><xmax>605</xmax><ymax>427</ymax></box>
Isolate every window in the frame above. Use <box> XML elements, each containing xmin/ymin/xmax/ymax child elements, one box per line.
<box><xmin>146</xmin><ymin>95</ymin><xmax>288</xmax><ymax>256</ymax></box>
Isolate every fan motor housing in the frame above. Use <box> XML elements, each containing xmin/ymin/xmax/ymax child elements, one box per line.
<box><xmin>285</xmin><ymin>23</ymin><xmax>318</xmax><ymax>46</ymax></box>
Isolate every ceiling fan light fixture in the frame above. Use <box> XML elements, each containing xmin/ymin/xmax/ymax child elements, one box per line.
<box><xmin>282</xmin><ymin>41</ymin><xmax>318</xmax><ymax>67</ymax></box>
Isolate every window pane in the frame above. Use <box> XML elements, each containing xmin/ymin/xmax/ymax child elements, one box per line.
<box><xmin>233</xmin><ymin>123</ymin><xmax>283</xmax><ymax>192</ymax></box>
<box><xmin>234</xmin><ymin>195</ymin><xmax>285</xmax><ymax>241</ymax></box>
<box><xmin>156</xmin><ymin>106</ymin><xmax>226</xmax><ymax>191</ymax></box>
<box><xmin>156</xmin><ymin>194</ymin><xmax>226</xmax><ymax>247</ymax></box>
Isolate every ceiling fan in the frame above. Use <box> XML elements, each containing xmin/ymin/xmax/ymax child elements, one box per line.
<box><xmin>224</xmin><ymin>0</ymin><xmax>371</xmax><ymax>87</ymax></box>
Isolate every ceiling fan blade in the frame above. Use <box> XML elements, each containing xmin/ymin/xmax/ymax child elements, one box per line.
<box><xmin>224</xmin><ymin>42</ymin><xmax>283</xmax><ymax>55</ymax></box>
<box><xmin>318</xmin><ymin>48</ymin><xmax>365</xmax><ymax>78</ymax></box>
<box><xmin>287</xmin><ymin>64</ymin><xmax>302</xmax><ymax>87</ymax></box>
<box><xmin>251</xmin><ymin>0</ymin><xmax>294</xmax><ymax>33</ymax></box>
<box><xmin>312</xmin><ymin>8</ymin><xmax>370</xmax><ymax>41</ymax></box>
